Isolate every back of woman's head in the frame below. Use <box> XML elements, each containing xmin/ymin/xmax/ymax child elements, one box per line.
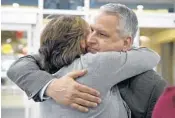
<box><xmin>39</xmin><ymin>16</ymin><xmax>89</xmax><ymax>73</ymax></box>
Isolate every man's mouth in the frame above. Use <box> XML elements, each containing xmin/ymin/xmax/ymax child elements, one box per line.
<box><xmin>87</xmin><ymin>47</ymin><xmax>98</xmax><ymax>53</ymax></box>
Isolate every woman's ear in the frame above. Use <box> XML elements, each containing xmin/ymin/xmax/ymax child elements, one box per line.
<box><xmin>122</xmin><ymin>37</ymin><xmax>132</xmax><ymax>51</ymax></box>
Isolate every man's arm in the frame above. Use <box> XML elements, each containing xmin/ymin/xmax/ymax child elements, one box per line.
<box><xmin>7</xmin><ymin>55</ymin><xmax>101</xmax><ymax>112</ymax></box>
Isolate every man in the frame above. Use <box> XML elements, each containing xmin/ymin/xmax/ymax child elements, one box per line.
<box><xmin>7</xmin><ymin>3</ymin><xmax>166</xmax><ymax>118</ymax></box>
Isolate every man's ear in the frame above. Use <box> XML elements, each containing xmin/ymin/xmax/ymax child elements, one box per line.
<box><xmin>80</xmin><ymin>40</ymin><xmax>86</xmax><ymax>53</ymax></box>
<box><xmin>122</xmin><ymin>37</ymin><xmax>132</xmax><ymax>51</ymax></box>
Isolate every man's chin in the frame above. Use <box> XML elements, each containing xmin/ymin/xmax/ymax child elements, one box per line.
<box><xmin>87</xmin><ymin>48</ymin><xmax>98</xmax><ymax>53</ymax></box>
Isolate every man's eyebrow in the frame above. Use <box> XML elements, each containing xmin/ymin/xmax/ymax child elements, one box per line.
<box><xmin>91</xmin><ymin>26</ymin><xmax>109</xmax><ymax>34</ymax></box>
<box><xmin>98</xmin><ymin>29</ymin><xmax>108</xmax><ymax>34</ymax></box>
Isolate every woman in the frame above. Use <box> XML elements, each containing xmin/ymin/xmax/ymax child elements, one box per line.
<box><xmin>39</xmin><ymin>16</ymin><xmax>160</xmax><ymax>118</ymax></box>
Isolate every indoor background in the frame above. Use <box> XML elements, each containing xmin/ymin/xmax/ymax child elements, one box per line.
<box><xmin>1</xmin><ymin>0</ymin><xmax>175</xmax><ymax>118</ymax></box>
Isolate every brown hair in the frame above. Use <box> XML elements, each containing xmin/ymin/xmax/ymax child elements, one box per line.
<box><xmin>39</xmin><ymin>16</ymin><xmax>89</xmax><ymax>73</ymax></box>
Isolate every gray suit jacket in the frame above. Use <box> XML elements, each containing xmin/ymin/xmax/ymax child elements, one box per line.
<box><xmin>7</xmin><ymin>48</ymin><xmax>164</xmax><ymax>118</ymax></box>
<box><xmin>118</xmin><ymin>70</ymin><xmax>167</xmax><ymax>118</ymax></box>
<box><xmin>39</xmin><ymin>49</ymin><xmax>159</xmax><ymax>118</ymax></box>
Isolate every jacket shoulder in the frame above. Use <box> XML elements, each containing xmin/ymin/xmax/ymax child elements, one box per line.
<box><xmin>118</xmin><ymin>70</ymin><xmax>167</xmax><ymax>118</ymax></box>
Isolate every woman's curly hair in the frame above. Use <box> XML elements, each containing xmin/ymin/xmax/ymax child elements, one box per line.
<box><xmin>39</xmin><ymin>16</ymin><xmax>89</xmax><ymax>74</ymax></box>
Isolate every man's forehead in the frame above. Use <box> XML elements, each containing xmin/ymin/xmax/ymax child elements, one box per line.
<box><xmin>90</xmin><ymin>14</ymin><xmax>120</xmax><ymax>33</ymax></box>
<box><xmin>90</xmin><ymin>23</ymin><xmax>104</xmax><ymax>29</ymax></box>
<box><xmin>90</xmin><ymin>13</ymin><xmax>110</xmax><ymax>30</ymax></box>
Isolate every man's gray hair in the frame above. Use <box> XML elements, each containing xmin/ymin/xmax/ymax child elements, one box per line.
<box><xmin>100</xmin><ymin>3</ymin><xmax>138</xmax><ymax>39</ymax></box>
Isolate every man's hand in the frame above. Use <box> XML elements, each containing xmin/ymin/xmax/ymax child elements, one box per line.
<box><xmin>45</xmin><ymin>70</ymin><xmax>101</xmax><ymax>112</ymax></box>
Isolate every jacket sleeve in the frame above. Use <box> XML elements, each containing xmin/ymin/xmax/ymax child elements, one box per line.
<box><xmin>7</xmin><ymin>55</ymin><xmax>54</xmax><ymax>102</ymax></box>
<box><xmin>55</xmin><ymin>47</ymin><xmax>160</xmax><ymax>98</ymax></box>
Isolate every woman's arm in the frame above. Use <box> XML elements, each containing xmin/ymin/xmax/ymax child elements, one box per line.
<box><xmin>56</xmin><ymin>47</ymin><xmax>160</xmax><ymax>98</ymax></box>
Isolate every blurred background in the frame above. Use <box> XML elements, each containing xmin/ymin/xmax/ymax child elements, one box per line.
<box><xmin>1</xmin><ymin>0</ymin><xmax>175</xmax><ymax>118</ymax></box>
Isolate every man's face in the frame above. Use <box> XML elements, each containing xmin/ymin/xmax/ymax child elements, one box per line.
<box><xmin>87</xmin><ymin>12</ymin><xmax>130</xmax><ymax>53</ymax></box>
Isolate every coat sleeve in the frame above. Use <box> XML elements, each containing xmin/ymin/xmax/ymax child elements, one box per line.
<box><xmin>56</xmin><ymin>48</ymin><xmax>160</xmax><ymax>98</ymax></box>
<box><xmin>7</xmin><ymin>54</ymin><xmax>54</xmax><ymax>102</ymax></box>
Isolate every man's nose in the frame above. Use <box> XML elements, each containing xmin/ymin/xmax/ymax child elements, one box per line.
<box><xmin>87</xmin><ymin>34</ymin><xmax>97</xmax><ymax>45</ymax></box>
